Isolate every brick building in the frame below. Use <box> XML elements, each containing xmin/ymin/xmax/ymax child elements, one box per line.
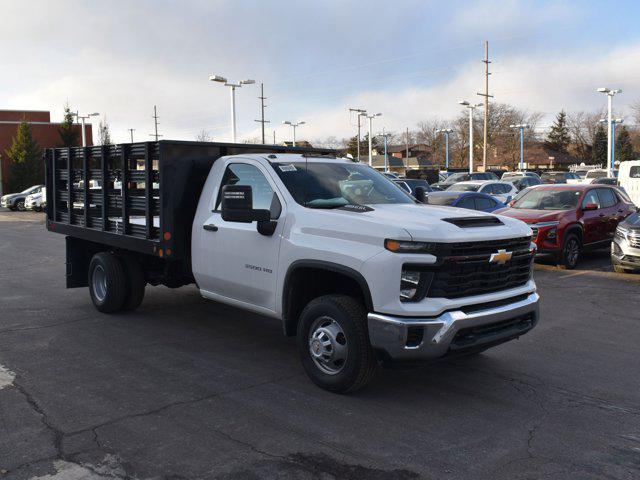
<box><xmin>0</xmin><ymin>110</ymin><xmax>91</xmax><ymax>194</ymax></box>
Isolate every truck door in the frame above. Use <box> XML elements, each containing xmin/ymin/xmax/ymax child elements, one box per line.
<box><xmin>196</xmin><ymin>161</ymin><xmax>285</xmax><ymax>313</ymax></box>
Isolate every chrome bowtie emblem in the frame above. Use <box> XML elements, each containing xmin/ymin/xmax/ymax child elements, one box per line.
<box><xmin>489</xmin><ymin>249</ymin><xmax>512</xmax><ymax>264</ymax></box>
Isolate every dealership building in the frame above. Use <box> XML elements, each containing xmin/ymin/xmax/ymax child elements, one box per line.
<box><xmin>0</xmin><ymin>109</ymin><xmax>91</xmax><ymax>195</ymax></box>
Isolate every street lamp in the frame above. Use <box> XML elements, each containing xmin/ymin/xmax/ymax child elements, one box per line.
<box><xmin>210</xmin><ymin>74</ymin><xmax>255</xmax><ymax>142</ymax></box>
<box><xmin>436</xmin><ymin>129</ymin><xmax>454</xmax><ymax>170</ymax></box>
<box><xmin>282</xmin><ymin>121</ymin><xmax>305</xmax><ymax>147</ymax></box>
<box><xmin>509</xmin><ymin>124</ymin><xmax>531</xmax><ymax>171</ymax></box>
<box><xmin>364</xmin><ymin>113</ymin><xmax>382</xmax><ymax>166</ymax></box>
<box><xmin>377</xmin><ymin>128</ymin><xmax>392</xmax><ymax>172</ymax></box>
<box><xmin>596</xmin><ymin>87</ymin><xmax>622</xmax><ymax>178</ymax></box>
<box><xmin>71</xmin><ymin>112</ymin><xmax>99</xmax><ymax>147</ymax></box>
<box><xmin>459</xmin><ymin>101</ymin><xmax>482</xmax><ymax>173</ymax></box>
<box><xmin>349</xmin><ymin>108</ymin><xmax>367</xmax><ymax>162</ymax></box>
<box><xmin>599</xmin><ymin>117</ymin><xmax>623</xmax><ymax>171</ymax></box>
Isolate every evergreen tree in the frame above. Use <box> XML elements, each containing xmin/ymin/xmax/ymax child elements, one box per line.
<box><xmin>58</xmin><ymin>103</ymin><xmax>78</xmax><ymax>147</ymax></box>
<box><xmin>546</xmin><ymin>110</ymin><xmax>571</xmax><ymax>152</ymax></box>
<box><xmin>615</xmin><ymin>125</ymin><xmax>635</xmax><ymax>162</ymax></box>
<box><xmin>5</xmin><ymin>121</ymin><xmax>43</xmax><ymax>192</ymax></box>
<box><xmin>346</xmin><ymin>134</ymin><xmax>378</xmax><ymax>160</ymax></box>
<box><xmin>99</xmin><ymin>116</ymin><xmax>112</xmax><ymax>145</ymax></box>
<box><xmin>592</xmin><ymin>123</ymin><xmax>608</xmax><ymax>165</ymax></box>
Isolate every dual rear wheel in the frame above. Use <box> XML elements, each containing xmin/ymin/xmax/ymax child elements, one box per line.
<box><xmin>88</xmin><ymin>252</ymin><xmax>146</xmax><ymax>313</ymax></box>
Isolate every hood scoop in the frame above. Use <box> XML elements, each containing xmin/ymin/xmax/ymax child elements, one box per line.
<box><xmin>443</xmin><ymin>216</ymin><xmax>504</xmax><ymax>228</ymax></box>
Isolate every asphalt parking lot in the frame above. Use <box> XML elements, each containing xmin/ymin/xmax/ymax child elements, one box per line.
<box><xmin>1</xmin><ymin>210</ymin><xmax>639</xmax><ymax>480</ymax></box>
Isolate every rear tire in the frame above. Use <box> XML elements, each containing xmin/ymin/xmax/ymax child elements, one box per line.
<box><xmin>297</xmin><ymin>295</ymin><xmax>376</xmax><ymax>393</ymax></box>
<box><xmin>559</xmin><ymin>233</ymin><xmax>581</xmax><ymax>269</ymax></box>
<box><xmin>120</xmin><ymin>255</ymin><xmax>146</xmax><ymax>311</ymax></box>
<box><xmin>88</xmin><ymin>252</ymin><xmax>127</xmax><ymax>313</ymax></box>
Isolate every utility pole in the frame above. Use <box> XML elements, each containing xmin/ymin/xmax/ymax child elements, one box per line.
<box><xmin>477</xmin><ymin>40</ymin><xmax>492</xmax><ymax>172</ymax></box>
<box><xmin>255</xmin><ymin>83</ymin><xmax>270</xmax><ymax>144</ymax></box>
<box><xmin>128</xmin><ymin>128</ymin><xmax>135</xmax><ymax>143</ymax></box>
<box><xmin>149</xmin><ymin>105</ymin><xmax>162</xmax><ymax>141</ymax></box>
<box><xmin>349</xmin><ymin>108</ymin><xmax>367</xmax><ymax>162</ymax></box>
<box><xmin>405</xmin><ymin>127</ymin><xmax>409</xmax><ymax>166</ymax></box>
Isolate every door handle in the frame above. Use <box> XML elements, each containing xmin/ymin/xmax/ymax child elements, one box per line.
<box><xmin>203</xmin><ymin>224</ymin><xmax>218</xmax><ymax>232</ymax></box>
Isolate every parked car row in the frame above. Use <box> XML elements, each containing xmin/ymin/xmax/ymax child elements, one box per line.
<box><xmin>0</xmin><ymin>185</ymin><xmax>44</xmax><ymax>211</ymax></box>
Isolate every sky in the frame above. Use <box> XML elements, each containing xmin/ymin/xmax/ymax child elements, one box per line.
<box><xmin>2</xmin><ymin>0</ymin><xmax>640</xmax><ymax>145</ymax></box>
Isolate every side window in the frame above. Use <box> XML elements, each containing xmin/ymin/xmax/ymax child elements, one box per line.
<box><xmin>215</xmin><ymin>163</ymin><xmax>276</xmax><ymax>211</ymax></box>
<box><xmin>396</xmin><ymin>182</ymin><xmax>411</xmax><ymax>193</ymax></box>
<box><xmin>581</xmin><ymin>190</ymin><xmax>601</xmax><ymax>209</ymax></box>
<box><xmin>597</xmin><ymin>188</ymin><xmax>617</xmax><ymax>208</ymax></box>
<box><xmin>475</xmin><ymin>197</ymin><xmax>495</xmax><ymax>211</ymax></box>
<box><xmin>481</xmin><ymin>184</ymin><xmax>494</xmax><ymax>194</ymax></box>
<box><xmin>630</xmin><ymin>166</ymin><xmax>640</xmax><ymax>178</ymax></box>
<box><xmin>457</xmin><ymin>197</ymin><xmax>475</xmax><ymax>209</ymax></box>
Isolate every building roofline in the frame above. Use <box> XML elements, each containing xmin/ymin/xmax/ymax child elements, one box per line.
<box><xmin>0</xmin><ymin>121</ymin><xmax>91</xmax><ymax>126</ymax></box>
<box><xmin>0</xmin><ymin>109</ymin><xmax>50</xmax><ymax>113</ymax></box>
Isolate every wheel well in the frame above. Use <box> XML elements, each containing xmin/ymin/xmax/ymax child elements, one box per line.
<box><xmin>282</xmin><ymin>264</ymin><xmax>372</xmax><ymax>337</ymax></box>
<box><xmin>564</xmin><ymin>224</ymin><xmax>583</xmax><ymax>243</ymax></box>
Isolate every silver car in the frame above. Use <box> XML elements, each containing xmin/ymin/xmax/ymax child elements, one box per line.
<box><xmin>612</xmin><ymin>212</ymin><xmax>640</xmax><ymax>273</ymax></box>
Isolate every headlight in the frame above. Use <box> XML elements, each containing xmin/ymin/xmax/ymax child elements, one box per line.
<box><xmin>616</xmin><ymin>226</ymin><xmax>629</xmax><ymax>239</ymax></box>
<box><xmin>546</xmin><ymin>227</ymin><xmax>557</xmax><ymax>240</ymax></box>
<box><xmin>385</xmin><ymin>239</ymin><xmax>436</xmax><ymax>254</ymax></box>
<box><xmin>400</xmin><ymin>270</ymin><xmax>421</xmax><ymax>301</ymax></box>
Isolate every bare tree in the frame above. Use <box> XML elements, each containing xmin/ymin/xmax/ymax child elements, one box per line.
<box><xmin>196</xmin><ymin>130</ymin><xmax>212</xmax><ymax>142</ymax></box>
<box><xmin>566</xmin><ymin>110</ymin><xmax>603</xmax><ymax>162</ymax></box>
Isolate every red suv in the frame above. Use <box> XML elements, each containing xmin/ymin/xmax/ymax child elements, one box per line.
<box><xmin>496</xmin><ymin>185</ymin><xmax>636</xmax><ymax>268</ymax></box>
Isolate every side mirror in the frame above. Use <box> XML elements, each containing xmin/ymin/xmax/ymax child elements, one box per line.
<box><xmin>583</xmin><ymin>203</ymin><xmax>599</xmax><ymax>211</ymax></box>
<box><xmin>414</xmin><ymin>186</ymin><xmax>427</xmax><ymax>203</ymax></box>
<box><xmin>221</xmin><ymin>185</ymin><xmax>270</xmax><ymax>223</ymax></box>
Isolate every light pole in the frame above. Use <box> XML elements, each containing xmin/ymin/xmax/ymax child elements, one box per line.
<box><xmin>210</xmin><ymin>75</ymin><xmax>255</xmax><ymax>142</ymax></box>
<box><xmin>349</xmin><ymin>108</ymin><xmax>367</xmax><ymax>162</ymax></box>
<box><xmin>436</xmin><ymin>129</ymin><xmax>453</xmax><ymax>170</ymax></box>
<box><xmin>365</xmin><ymin>113</ymin><xmax>382</xmax><ymax>166</ymax></box>
<box><xmin>377</xmin><ymin>128</ymin><xmax>391</xmax><ymax>172</ymax></box>
<box><xmin>282</xmin><ymin>121</ymin><xmax>305</xmax><ymax>147</ymax></box>
<box><xmin>509</xmin><ymin>124</ymin><xmax>530</xmax><ymax>171</ymax></box>
<box><xmin>600</xmin><ymin>117</ymin><xmax>623</xmax><ymax>171</ymax></box>
<box><xmin>71</xmin><ymin>112</ymin><xmax>99</xmax><ymax>147</ymax></box>
<box><xmin>596</xmin><ymin>87</ymin><xmax>622</xmax><ymax>178</ymax></box>
<box><xmin>459</xmin><ymin>101</ymin><xmax>482</xmax><ymax>173</ymax></box>
<box><xmin>128</xmin><ymin>128</ymin><xmax>135</xmax><ymax>143</ymax></box>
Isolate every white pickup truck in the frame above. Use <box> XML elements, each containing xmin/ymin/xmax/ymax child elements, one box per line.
<box><xmin>45</xmin><ymin>141</ymin><xmax>539</xmax><ymax>392</ymax></box>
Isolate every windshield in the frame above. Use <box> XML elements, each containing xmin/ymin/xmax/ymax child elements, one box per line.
<box><xmin>512</xmin><ymin>189</ymin><xmax>581</xmax><ymax>210</ymax></box>
<box><xmin>273</xmin><ymin>162</ymin><xmax>413</xmax><ymax>208</ymax></box>
<box><xmin>448</xmin><ymin>183</ymin><xmax>480</xmax><ymax>192</ymax></box>
<box><xmin>442</xmin><ymin>172</ymin><xmax>470</xmax><ymax>184</ymax></box>
<box><xmin>427</xmin><ymin>195</ymin><xmax>457</xmax><ymax>206</ymax></box>
<box><xmin>21</xmin><ymin>186</ymin><xmax>38</xmax><ymax>194</ymax></box>
<box><xmin>586</xmin><ymin>170</ymin><xmax>606</xmax><ymax>179</ymax></box>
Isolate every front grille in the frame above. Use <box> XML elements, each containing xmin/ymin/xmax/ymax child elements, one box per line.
<box><xmin>418</xmin><ymin>237</ymin><xmax>534</xmax><ymax>299</ymax></box>
<box><xmin>629</xmin><ymin>232</ymin><xmax>640</xmax><ymax>248</ymax></box>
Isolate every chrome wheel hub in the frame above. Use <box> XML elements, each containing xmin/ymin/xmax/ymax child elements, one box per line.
<box><xmin>92</xmin><ymin>265</ymin><xmax>107</xmax><ymax>302</ymax></box>
<box><xmin>308</xmin><ymin>316</ymin><xmax>348</xmax><ymax>375</ymax></box>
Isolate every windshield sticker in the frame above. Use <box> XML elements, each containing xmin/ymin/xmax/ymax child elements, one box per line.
<box><xmin>339</xmin><ymin>204</ymin><xmax>374</xmax><ymax>213</ymax></box>
<box><xmin>279</xmin><ymin>164</ymin><xmax>297</xmax><ymax>172</ymax></box>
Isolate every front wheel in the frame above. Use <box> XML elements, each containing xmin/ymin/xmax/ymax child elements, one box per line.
<box><xmin>15</xmin><ymin>201</ymin><xmax>25</xmax><ymax>211</ymax></box>
<box><xmin>559</xmin><ymin>233</ymin><xmax>581</xmax><ymax>269</ymax></box>
<box><xmin>297</xmin><ymin>295</ymin><xmax>376</xmax><ymax>393</ymax></box>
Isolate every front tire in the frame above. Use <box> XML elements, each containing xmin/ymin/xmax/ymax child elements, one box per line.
<box><xmin>297</xmin><ymin>295</ymin><xmax>376</xmax><ymax>393</ymax></box>
<box><xmin>559</xmin><ymin>233</ymin><xmax>581</xmax><ymax>269</ymax></box>
<box><xmin>15</xmin><ymin>201</ymin><xmax>25</xmax><ymax>211</ymax></box>
<box><xmin>88</xmin><ymin>252</ymin><xmax>127</xmax><ymax>313</ymax></box>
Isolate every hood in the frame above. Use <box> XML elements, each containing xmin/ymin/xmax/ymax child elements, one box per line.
<box><xmin>495</xmin><ymin>208</ymin><xmax>565</xmax><ymax>224</ymax></box>
<box><xmin>1</xmin><ymin>193</ymin><xmax>21</xmax><ymax>201</ymax></box>
<box><xmin>302</xmin><ymin>203</ymin><xmax>532</xmax><ymax>244</ymax></box>
<box><xmin>621</xmin><ymin>212</ymin><xmax>640</xmax><ymax>230</ymax></box>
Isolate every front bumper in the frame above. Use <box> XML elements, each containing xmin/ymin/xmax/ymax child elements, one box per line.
<box><xmin>368</xmin><ymin>292</ymin><xmax>539</xmax><ymax>361</ymax></box>
<box><xmin>611</xmin><ymin>237</ymin><xmax>640</xmax><ymax>270</ymax></box>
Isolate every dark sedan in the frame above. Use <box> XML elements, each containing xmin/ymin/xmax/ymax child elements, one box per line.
<box><xmin>426</xmin><ymin>191</ymin><xmax>506</xmax><ymax>212</ymax></box>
